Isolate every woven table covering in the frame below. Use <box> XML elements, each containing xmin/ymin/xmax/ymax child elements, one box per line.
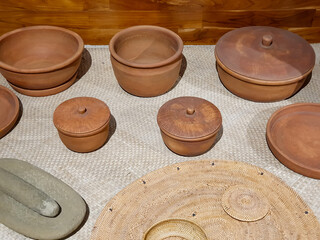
<box><xmin>0</xmin><ymin>44</ymin><xmax>319</xmax><ymax>239</ymax></box>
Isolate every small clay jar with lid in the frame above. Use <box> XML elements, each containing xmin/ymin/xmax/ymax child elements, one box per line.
<box><xmin>215</xmin><ymin>26</ymin><xmax>315</xmax><ymax>102</ymax></box>
<box><xmin>157</xmin><ymin>96</ymin><xmax>222</xmax><ymax>156</ymax></box>
<box><xmin>53</xmin><ymin>97</ymin><xmax>111</xmax><ymax>153</ymax></box>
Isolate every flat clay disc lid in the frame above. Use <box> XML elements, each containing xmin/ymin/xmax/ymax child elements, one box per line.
<box><xmin>215</xmin><ymin>26</ymin><xmax>315</xmax><ymax>82</ymax></box>
<box><xmin>0</xmin><ymin>85</ymin><xmax>19</xmax><ymax>138</ymax></box>
<box><xmin>267</xmin><ymin>103</ymin><xmax>320</xmax><ymax>179</ymax></box>
<box><xmin>53</xmin><ymin>97</ymin><xmax>110</xmax><ymax>136</ymax></box>
<box><xmin>91</xmin><ymin>160</ymin><xmax>320</xmax><ymax>239</ymax></box>
<box><xmin>157</xmin><ymin>97</ymin><xmax>222</xmax><ymax>140</ymax></box>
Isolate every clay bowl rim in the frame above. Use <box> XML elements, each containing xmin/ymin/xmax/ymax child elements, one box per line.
<box><xmin>215</xmin><ymin>52</ymin><xmax>313</xmax><ymax>86</ymax></box>
<box><xmin>266</xmin><ymin>102</ymin><xmax>320</xmax><ymax>173</ymax></box>
<box><xmin>109</xmin><ymin>25</ymin><xmax>183</xmax><ymax>69</ymax></box>
<box><xmin>0</xmin><ymin>85</ymin><xmax>19</xmax><ymax>137</ymax></box>
<box><xmin>0</xmin><ymin>25</ymin><xmax>84</xmax><ymax>74</ymax></box>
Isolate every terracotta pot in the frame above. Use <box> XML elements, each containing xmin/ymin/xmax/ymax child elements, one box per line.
<box><xmin>109</xmin><ymin>25</ymin><xmax>183</xmax><ymax>97</ymax></box>
<box><xmin>0</xmin><ymin>26</ymin><xmax>83</xmax><ymax>91</ymax></box>
<box><xmin>157</xmin><ymin>96</ymin><xmax>222</xmax><ymax>156</ymax></box>
<box><xmin>0</xmin><ymin>85</ymin><xmax>20</xmax><ymax>138</ymax></box>
<box><xmin>53</xmin><ymin>97</ymin><xmax>111</xmax><ymax>153</ymax></box>
<box><xmin>215</xmin><ymin>26</ymin><xmax>315</xmax><ymax>102</ymax></box>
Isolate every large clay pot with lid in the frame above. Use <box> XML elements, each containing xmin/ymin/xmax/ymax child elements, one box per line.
<box><xmin>157</xmin><ymin>96</ymin><xmax>222</xmax><ymax>156</ymax></box>
<box><xmin>109</xmin><ymin>25</ymin><xmax>184</xmax><ymax>97</ymax></box>
<box><xmin>53</xmin><ymin>97</ymin><xmax>111</xmax><ymax>153</ymax></box>
<box><xmin>215</xmin><ymin>26</ymin><xmax>315</xmax><ymax>102</ymax></box>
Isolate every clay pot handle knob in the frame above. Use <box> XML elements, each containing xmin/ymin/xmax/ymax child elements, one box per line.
<box><xmin>262</xmin><ymin>35</ymin><xmax>273</xmax><ymax>47</ymax></box>
<box><xmin>186</xmin><ymin>108</ymin><xmax>195</xmax><ymax>115</ymax></box>
<box><xmin>78</xmin><ymin>107</ymin><xmax>87</xmax><ymax>114</ymax></box>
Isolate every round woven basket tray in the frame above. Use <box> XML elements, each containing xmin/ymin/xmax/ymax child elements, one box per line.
<box><xmin>91</xmin><ymin>160</ymin><xmax>320</xmax><ymax>240</ymax></box>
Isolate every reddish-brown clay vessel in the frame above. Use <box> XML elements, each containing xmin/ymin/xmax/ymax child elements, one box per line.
<box><xmin>0</xmin><ymin>26</ymin><xmax>83</xmax><ymax>92</ymax></box>
<box><xmin>109</xmin><ymin>25</ymin><xmax>183</xmax><ymax>97</ymax></box>
<box><xmin>53</xmin><ymin>97</ymin><xmax>111</xmax><ymax>153</ymax></box>
<box><xmin>215</xmin><ymin>26</ymin><xmax>315</xmax><ymax>102</ymax></box>
<box><xmin>157</xmin><ymin>96</ymin><xmax>222</xmax><ymax>156</ymax></box>
<box><xmin>0</xmin><ymin>85</ymin><xmax>20</xmax><ymax>138</ymax></box>
<box><xmin>8</xmin><ymin>72</ymin><xmax>77</xmax><ymax>97</ymax></box>
<box><xmin>266</xmin><ymin>103</ymin><xmax>320</xmax><ymax>179</ymax></box>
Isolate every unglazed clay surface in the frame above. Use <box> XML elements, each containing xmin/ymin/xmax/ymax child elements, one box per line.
<box><xmin>0</xmin><ymin>26</ymin><xmax>83</xmax><ymax>92</ymax></box>
<box><xmin>0</xmin><ymin>85</ymin><xmax>19</xmax><ymax>138</ymax></box>
<box><xmin>267</xmin><ymin>103</ymin><xmax>320</xmax><ymax>179</ymax></box>
<box><xmin>215</xmin><ymin>26</ymin><xmax>315</xmax><ymax>102</ymax></box>
<box><xmin>109</xmin><ymin>25</ymin><xmax>183</xmax><ymax>97</ymax></box>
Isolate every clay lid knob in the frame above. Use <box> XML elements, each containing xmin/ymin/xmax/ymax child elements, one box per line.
<box><xmin>262</xmin><ymin>35</ymin><xmax>273</xmax><ymax>47</ymax></box>
<box><xmin>78</xmin><ymin>107</ymin><xmax>87</xmax><ymax>114</ymax></box>
<box><xmin>186</xmin><ymin>108</ymin><xmax>195</xmax><ymax>115</ymax></box>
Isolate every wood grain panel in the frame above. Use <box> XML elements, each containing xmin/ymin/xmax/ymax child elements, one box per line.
<box><xmin>0</xmin><ymin>0</ymin><xmax>86</xmax><ymax>11</ymax></box>
<box><xmin>84</xmin><ymin>0</ymin><xmax>109</xmax><ymax>11</ymax></box>
<box><xmin>0</xmin><ymin>10</ymin><xmax>201</xmax><ymax>30</ymax></box>
<box><xmin>110</xmin><ymin>0</ymin><xmax>320</xmax><ymax>11</ymax></box>
<box><xmin>1</xmin><ymin>1</ymin><xmax>320</xmax><ymax>44</ymax></box>
<box><xmin>203</xmin><ymin>9</ymin><xmax>315</xmax><ymax>28</ymax></box>
<box><xmin>179</xmin><ymin>27</ymin><xmax>234</xmax><ymax>44</ymax></box>
<box><xmin>0</xmin><ymin>12</ymin><xmax>89</xmax><ymax>29</ymax></box>
<box><xmin>312</xmin><ymin>9</ymin><xmax>320</xmax><ymax>27</ymax></box>
<box><xmin>89</xmin><ymin>10</ymin><xmax>201</xmax><ymax>29</ymax></box>
<box><xmin>290</xmin><ymin>27</ymin><xmax>320</xmax><ymax>42</ymax></box>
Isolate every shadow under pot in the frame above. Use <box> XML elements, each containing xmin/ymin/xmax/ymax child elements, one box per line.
<box><xmin>109</xmin><ymin>25</ymin><xmax>184</xmax><ymax>97</ymax></box>
<box><xmin>53</xmin><ymin>97</ymin><xmax>111</xmax><ymax>153</ymax></box>
<box><xmin>157</xmin><ymin>96</ymin><xmax>222</xmax><ymax>156</ymax></box>
<box><xmin>215</xmin><ymin>26</ymin><xmax>315</xmax><ymax>102</ymax></box>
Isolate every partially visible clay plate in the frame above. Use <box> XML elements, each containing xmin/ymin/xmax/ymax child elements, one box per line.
<box><xmin>0</xmin><ymin>85</ymin><xmax>19</xmax><ymax>138</ymax></box>
<box><xmin>267</xmin><ymin>103</ymin><xmax>320</xmax><ymax>179</ymax></box>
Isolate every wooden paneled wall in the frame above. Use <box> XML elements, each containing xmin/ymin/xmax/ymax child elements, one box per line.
<box><xmin>1</xmin><ymin>0</ymin><xmax>320</xmax><ymax>44</ymax></box>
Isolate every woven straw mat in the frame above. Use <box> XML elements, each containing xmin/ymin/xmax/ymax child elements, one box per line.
<box><xmin>0</xmin><ymin>44</ymin><xmax>320</xmax><ymax>239</ymax></box>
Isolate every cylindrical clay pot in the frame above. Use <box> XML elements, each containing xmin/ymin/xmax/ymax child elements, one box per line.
<box><xmin>53</xmin><ymin>97</ymin><xmax>111</xmax><ymax>153</ymax></box>
<box><xmin>109</xmin><ymin>25</ymin><xmax>184</xmax><ymax>97</ymax></box>
<box><xmin>157</xmin><ymin>96</ymin><xmax>222</xmax><ymax>156</ymax></box>
<box><xmin>215</xmin><ymin>26</ymin><xmax>315</xmax><ymax>102</ymax></box>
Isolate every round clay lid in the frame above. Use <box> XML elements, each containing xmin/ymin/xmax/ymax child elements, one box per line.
<box><xmin>53</xmin><ymin>97</ymin><xmax>110</xmax><ymax>136</ymax></box>
<box><xmin>157</xmin><ymin>96</ymin><xmax>222</xmax><ymax>140</ymax></box>
<box><xmin>215</xmin><ymin>26</ymin><xmax>315</xmax><ymax>82</ymax></box>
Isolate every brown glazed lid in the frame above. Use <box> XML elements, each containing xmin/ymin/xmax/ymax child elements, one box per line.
<box><xmin>53</xmin><ymin>97</ymin><xmax>110</xmax><ymax>137</ymax></box>
<box><xmin>0</xmin><ymin>85</ymin><xmax>19</xmax><ymax>138</ymax></box>
<box><xmin>215</xmin><ymin>26</ymin><xmax>315</xmax><ymax>83</ymax></box>
<box><xmin>157</xmin><ymin>96</ymin><xmax>222</xmax><ymax>140</ymax></box>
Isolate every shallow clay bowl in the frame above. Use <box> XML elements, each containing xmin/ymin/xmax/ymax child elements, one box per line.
<box><xmin>53</xmin><ymin>97</ymin><xmax>111</xmax><ymax>153</ymax></box>
<box><xmin>157</xmin><ymin>97</ymin><xmax>222</xmax><ymax>156</ymax></box>
<box><xmin>109</xmin><ymin>25</ymin><xmax>183</xmax><ymax>97</ymax></box>
<box><xmin>266</xmin><ymin>103</ymin><xmax>320</xmax><ymax>179</ymax></box>
<box><xmin>0</xmin><ymin>26</ymin><xmax>84</xmax><ymax>90</ymax></box>
<box><xmin>0</xmin><ymin>85</ymin><xmax>19</xmax><ymax>138</ymax></box>
<box><xmin>215</xmin><ymin>26</ymin><xmax>315</xmax><ymax>102</ymax></box>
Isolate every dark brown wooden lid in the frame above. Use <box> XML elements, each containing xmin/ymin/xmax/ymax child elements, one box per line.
<box><xmin>157</xmin><ymin>97</ymin><xmax>222</xmax><ymax>140</ymax></box>
<box><xmin>215</xmin><ymin>26</ymin><xmax>315</xmax><ymax>82</ymax></box>
<box><xmin>53</xmin><ymin>97</ymin><xmax>110</xmax><ymax>136</ymax></box>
